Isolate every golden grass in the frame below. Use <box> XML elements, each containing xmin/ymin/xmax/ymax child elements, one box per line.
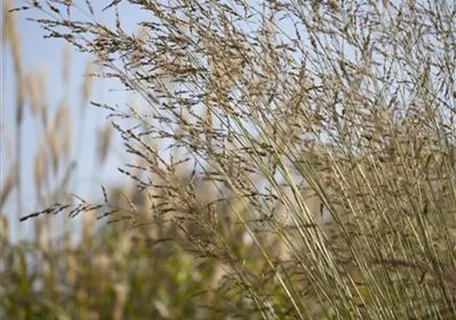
<box><xmin>4</xmin><ymin>0</ymin><xmax>456</xmax><ymax>319</ymax></box>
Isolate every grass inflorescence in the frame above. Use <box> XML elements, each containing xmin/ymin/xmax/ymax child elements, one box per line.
<box><xmin>3</xmin><ymin>0</ymin><xmax>456</xmax><ymax>318</ymax></box>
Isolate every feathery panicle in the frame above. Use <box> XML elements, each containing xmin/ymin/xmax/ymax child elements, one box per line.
<box><xmin>3</xmin><ymin>0</ymin><xmax>22</xmax><ymax>76</ymax></box>
<box><xmin>34</xmin><ymin>142</ymin><xmax>47</xmax><ymax>199</ymax></box>
<box><xmin>81</xmin><ymin>61</ymin><xmax>96</xmax><ymax>107</ymax></box>
<box><xmin>97</xmin><ymin>123</ymin><xmax>113</xmax><ymax>165</ymax></box>
<box><xmin>25</xmin><ymin>72</ymin><xmax>41</xmax><ymax>116</ymax></box>
<box><xmin>38</xmin><ymin>67</ymin><xmax>49</xmax><ymax>126</ymax></box>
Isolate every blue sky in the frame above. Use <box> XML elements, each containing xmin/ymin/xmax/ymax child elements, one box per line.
<box><xmin>2</xmin><ymin>1</ymin><xmax>150</xmax><ymax>241</ymax></box>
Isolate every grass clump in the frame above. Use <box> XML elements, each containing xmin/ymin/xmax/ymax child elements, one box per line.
<box><xmin>7</xmin><ymin>0</ymin><xmax>456</xmax><ymax>318</ymax></box>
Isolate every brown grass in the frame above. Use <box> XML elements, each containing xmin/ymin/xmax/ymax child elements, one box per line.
<box><xmin>5</xmin><ymin>0</ymin><xmax>456</xmax><ymax>318</ymax></box>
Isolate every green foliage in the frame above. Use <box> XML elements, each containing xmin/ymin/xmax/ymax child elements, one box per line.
<box><xmin>0</xmin><ymin>213</ymin><xmax>230</xmax><ymax>319</ymax></box>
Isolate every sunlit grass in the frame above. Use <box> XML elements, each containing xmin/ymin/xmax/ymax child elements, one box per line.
<box><xmin>2</xmin><ymin>0</ymin><xmax>456</xmax><ymax>318</ymax></box>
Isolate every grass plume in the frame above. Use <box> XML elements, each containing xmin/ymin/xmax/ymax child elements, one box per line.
<box><xmin>6</xmin><ymin>0</ymin><xmax>456</xmax><ymax>318</ymax></box>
